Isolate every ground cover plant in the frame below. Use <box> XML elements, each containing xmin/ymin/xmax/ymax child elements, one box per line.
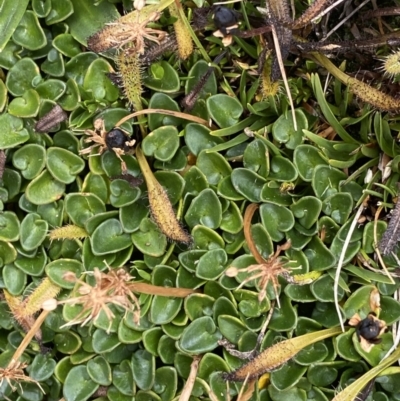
<box><xmin>2</xmin><ymin>0</ymin><xmax>400</xmax><ymax>400</ymax></box>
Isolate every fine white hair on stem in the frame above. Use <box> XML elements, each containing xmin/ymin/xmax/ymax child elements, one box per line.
<box><xmin>334</xmin><ymin>202</ymin><xmax>365</xmax><ymax>331</ymax></box>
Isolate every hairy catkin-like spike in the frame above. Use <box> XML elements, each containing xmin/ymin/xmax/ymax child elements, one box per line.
<box><xmin>116</xmin><ymin>49</ymin><xmax>143</xmax><ymax>111</ymax></box>
<box><xmin>136</xmin><ymin>147</ymin><xmax>192</xmax><ymax>244</ymax></box>
<box><xmin>312</xmin><ymin>52</ymin><xmax>400</xmax><ymax>111</ymax></box>
<box><xmin>347</xmin><ymin>77</ymin><xmax>400</xmax><ymax>111</ymax></box>
<box><xmin>21</xmin><ymin>278</ymin><xmax>61</xmax><ymax>318</ymax></box>
<box><xmin>260</xmin><ymin>55</ymin><xmax>280</xmax><ymax>98</ymax></box>
<box><xmin>49</xmin><ymin>225</ymin><xmax>89</xmax><ymax>241</ymax></box>
<box><xmin>169</xmin><ymin>1</ymin><xmax>193</xmax><ymax>60</ymax></box>
<box><xmin>224</xmin><ymin>327</ymin><xmax>342</xmax><ymax>381</ymax></box>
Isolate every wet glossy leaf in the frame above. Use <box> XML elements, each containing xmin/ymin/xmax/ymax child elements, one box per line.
<box><xmin>207</xmin><ymin>94</ymin><xmax>243</xmax><ymax>128</ymax></box>
<box><xmin>179</xmin><ymin>316</ymin><xmax>221</xmax><ymax>354</ymax></box>
<box><xmin>12</xmin><ymin>10</ymin><xmax>46</xmax><ymax>50</ymax></box>
<box><xmin>25</xmin><ymin>170</ymin><xmax>66</xmax><ymax>205</ymax></box>
<box><xmin>142</xmin><ymin>126</ymin><xmax>179</xmax><ymax>162</ymax></box>
<box><xmin>6</xmin><ymin>58</ymin><xmax>41</xmax><ymax>96</ymax></box>
<box><xmin>91</xmin><ymin>218</ymin><xmax>132</xmax><ymax>256</ymax></box>
<box><xmin>0</xmin><ymin>113</ymin><xmax>29</xmax><ymax>149</ymax></box>
<box><xmin>144</xmin><ymin>61</ymin><xmax>180</xmax><ymax>93</ymax></box>
<box><xmin>185</xmin><ymin>188</ymin><xmax>222</xmax><ymax>229</ymax></box>
<box><xmin>63</xmin><ymin>365</ymin><xmax>99</xmax><ymax>401</ymax></box>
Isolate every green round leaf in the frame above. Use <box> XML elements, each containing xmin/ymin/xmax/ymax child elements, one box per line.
<box><xmin>110</xmin><ymin>179</ymin><xmax>141</xmax><ymax>208</ymax></box>
<box><xmin>63</xmin><ymin>365</ymin><xmax>99</xmax><ymax>401</ymax></box>
<box><xmin>185</xmin><ymin>124</ymin><xmax>224</xmax><ymax>156</ymax></box>
<box><xmin>231</xmin><ymin>168</ymin><xmax>266</xmax><ymax>202</ymax></box>
<box><xmin>53</xmin><ymin>33</ymin><xmax>81</xmax><ymax>57</ymax></box>
<box><xmin>185</xmin><ymin>188</ymin><xmax>222</xmax><ymax>229</ymax></box>
<box><xmin>148</xmin><ymin>93</ymin><xmax>183</xmax><ymax>131</ymax></box>
<box><xmin>54</xmin><ymin>331</ymin><xmax>82</xmax><ymax>354</ymax></box>
<box><xmin>46</xmin><ymin>147</ymin><xmax>85</xmax><ymax>184</ymax></box>
<box><xmin>3</xmin><ymin>264</ymin><xmax>26</xmax><ymax>295</ymax></box>
<box><xmin>131</xmin><ymin>349</ymin><xmax>155</xmax><ymax>390</ymax></box>
<box><xmin>26</xmin><ymin>170</ymin><xmax>66</xmax><ymax>205</ymax></box>
<box><xmin>20</xmin><ymin>212</ymin><xmax>48</xmax><ymax>251</ymax></box>
<box><xmin>65</xmin><ymin>193</ymin><xmax>105</xmax><ymax>227</ymax></box>
<box><xmin>0</xmin><ymin>212</ymin><xmax>20</xmax><ymax>242</ymax></box>
<box><xmin>6</xmin><ymin>58</ymin><xmax>41</xmax><ymax>97</ymax></box>
<box><xmin>46</xmin><ymin>0</ymin><xmax>74</xmax><ymax>24</ymax></box>
<box><xmin>83</xmin><ymin>58</ymin><xmax>119</xmax><ymax>102</ymax></box>
<box><xmin>271</xmin><ymin>360</ymin><xmax>307</xmax><ymax>390</ymax></box>
<box><xmin>12</xmin><ymin>144</ymin><xmax>46</xmax><ymax>180</ymax></box>
<box><xmin>272</xmin><ymin>109</ymin><xmax>307</xmax><ymax>149</ymax></box>
<box><xmin>0</xmin><ymin>114</ymin><xmax>29</xmax><ymax>149</ymax></box>
<box><xmin>8</xmin><ymin>88</ymin><xmax>40</xmax><ymax>118</ymax></box>
<box><xmin>144</xmin><ymin>61</ymin><xmax>180</xmax><ymax>93</ymax></box>
<box><xmin>260</xmin><ymin>202</ymin><xmax>295</xmax><ymax>241</ymax></box>
<box><xmin>91</xmin><ymin>219</ymin><xmax>132</xmax><ymax>256</ymax></box>
<box><xmin>12</xmin><ymin>10</ymin><xmax>46</xmax><ymax>50</ymax></box>
<box><xmin>87</xmin><ymin>356</ymin><xmax>112</xmax><ymax>386</ymax></box>
<box><xmin>46</xmin><ymin>259</ymin><xmax>83</xmax><ymax>289</ymax></box>
<box><xmin>179</xmin><ymin>316</ymin><xmax>221</xmax><ymax>354</ymax></box>
<box><xmin>29</xmin><ymin>354</ymin><xmax>56</xmax><ymax>381</ymax></box>
<box><xmin>269</xmin><ymin>156</ymin><xmax>298</xmax><ymax>182</ymax></box>
<box><xmin>131</xmin><ymin>218</ymin><xmax>167</xmax><ymax>257</ymax></box>
<box><xmin>207</xmin><ymin>94</ymin><xmax>243</xmax><ymax>128</ymax></box>
<box><xmin>142</xmin><ymin>126</ymin><xmax>180</xmax><ymax>162</ymax></box>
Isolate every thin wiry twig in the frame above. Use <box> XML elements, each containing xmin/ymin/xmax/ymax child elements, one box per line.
<box><xmin>322</xmin><ymin>0</ymin><xmax>371</xmax><ymax>40</ymax></box>
<box><xmin>334</xmin><ymin>202</ymin><xmax>365</xmax><ymax>332</ymax></box>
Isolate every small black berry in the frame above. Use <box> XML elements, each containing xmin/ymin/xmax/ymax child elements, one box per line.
<box><xmin>106</xmin><ymin>128</ymin><xmax>127</xmax><ymax>149</ymax></box>
<box><xmin>213</xmin><ymin>6</ymin><xmax>237</xmax><ymax>32</ymax></box>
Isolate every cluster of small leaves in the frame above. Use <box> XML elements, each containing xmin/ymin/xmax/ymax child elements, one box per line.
<box><xmin>2</xmin><ymin>1</ymin><xmax>400</xmax><ymax>401</ymax></box>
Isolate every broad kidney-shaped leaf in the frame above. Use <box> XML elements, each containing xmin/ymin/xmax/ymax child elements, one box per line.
<box><xmin>207</xmin><ymin>94</ymin><xmax>243</xmax><ymax>128</ymax></box>
<box><xmin>47</xmin><ymin>147</ymin><xmax>85</xmax><ymax>184</ymax></box>
<box><xmin>63</xmin><ymin>365</ymin><xmax>99</xmax><ymax>401</ymax></box>
<box><xmin>179</xmin><ymin>316</ymin><xmax>221</xmax><ymax>354</ymax></box>
<box><xmin>142</xmin><ymin>126</ymin><xmax>180</xmax><ymax>162</ymax></box>
<box><xmin>185</xmin><ymin>188</ymin><xmax>222</xmax><ymax>229</ymax></box>
<box><xmin>91</xmin><ymin>219</ymin><xmax>132</xmax><ymax>255</ymax></box>
<box><xmin>25</xmin><ymin>170</ymin><xmax>66</xmax><ymax>205</ymax></box>
<box><xmin>0</xmin><ymin>114</ymin><xmax>29</xmax><ymax>149</ymax></box>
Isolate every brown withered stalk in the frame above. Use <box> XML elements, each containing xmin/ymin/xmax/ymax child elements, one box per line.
<box><xmin>225</xmin><ymin>203</ymin><xmax>292</xmax><ymax>308</ymax></box>
<box><xmin>58</xmin><ymin>267</ymin><xmax>196</xmax><ymax>332</ymax></box>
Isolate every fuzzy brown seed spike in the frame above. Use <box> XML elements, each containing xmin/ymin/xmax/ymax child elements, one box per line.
<box><xmin>136</xmin><ymin>147</ymin><xmax>192</xmax><ymax>244</ymax></box>
<box><xmin>117</xmin><ymin>50</ymin><xmax>143</xmax><ymax>111</ymax></box>
<box><xmin>347</xmin><ymin>77</ymin><xmax>400</xmax><ymax>111</ymax></box>
<box><xmin>169</xmin><ymin>1</ymin><xmax>193</xmax><ymax>60</ymax></box>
